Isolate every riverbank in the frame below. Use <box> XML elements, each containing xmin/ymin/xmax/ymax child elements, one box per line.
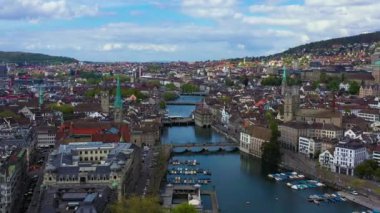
<box><xmin>338</xmin><ymin>191</ymin><xmax>380</xmax><ymax>211</ymax></box>
<box><xmin>211</xmin><ymin>124</ymin><xmax>239</xmax><ymax>144</ymax></box>
<box><xmin>281</xmin><ymin>149</ymin><xmax>380</xmax><ymax>210</ymax></box>
<box><xmin>211</xmin><ymin>122</ymin><xmax>380</xmax><ymax>211</ymax></box>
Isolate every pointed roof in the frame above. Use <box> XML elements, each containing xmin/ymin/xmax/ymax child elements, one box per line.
<box><xmin>282</xmin><ymin>65</ymin><xmax>287</xmax><ymax>82</ymax></box>
<box><xmin>38</xmin><ymin>86</ymin><xmax>44</xmax><ymax>107</ymax></box>
<box><xmin>114</xmin><ymin>75</ymin><xmax>122</xmax><ymax>109</ymax></box>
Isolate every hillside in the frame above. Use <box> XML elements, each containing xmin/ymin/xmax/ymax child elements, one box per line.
<box><xmin>0</xmin><ymin>51</ymin><xmax>78</xmax><ymax>65</ymax></box>
<box><xmin>269</xmin><ymin>31</ymin><xmax>380</xmax><ymax>59</ymax></box>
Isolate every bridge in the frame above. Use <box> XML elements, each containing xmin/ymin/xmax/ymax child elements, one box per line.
<box><xmin>166</xmin><ymin>101</ymin><xmax>200</xmax><ymax>105</ymax></box>
<box><xmin>171</xmin><ymin>142</ymin><xmax>237</xmax><ymax>148</ymax></box>
<box><xmin>162</xmin><ymin>117</ymin><xmax>194</xmax><ymax>126</ymax></box>
<box><xmin>180</xmin><ymin>92</ymin><xmax>207</xmax><ymax>96</ymax></box>
<box><xmin>169</xmin><ymin>142</ymin><xmax>239</xmax><ymax>153</ymax></box>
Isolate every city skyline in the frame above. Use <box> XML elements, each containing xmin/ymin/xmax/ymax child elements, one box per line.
<box><xmin>0</xmin><ymin>0</ymin><xmax>379</xmax><ymax>62</ymax></box>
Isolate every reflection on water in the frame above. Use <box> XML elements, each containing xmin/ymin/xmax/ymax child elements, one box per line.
<box><xmin>161</xmin><ymin>126</ymin><xmax>227</xmax><ymax>144</ymax></box>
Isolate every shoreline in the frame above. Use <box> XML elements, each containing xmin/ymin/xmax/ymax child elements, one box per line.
<box><xmin>211</xmin><ymin>123</ymin><xmax>380</xmax><ymax>211</ymax></box>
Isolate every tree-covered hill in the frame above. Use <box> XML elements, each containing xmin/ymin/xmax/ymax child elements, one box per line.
<box><xmin>0</xmin><ymin>51</ymin><xmax>78</xmax><ymax>65</ymax></box>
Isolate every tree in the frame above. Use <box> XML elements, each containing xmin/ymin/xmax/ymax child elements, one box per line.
<box><xmin>110</xmin><ymin>196</ymin><xmax>163</xmax><ymax>213</ymax></box>
<box><xmin>171</xmin><ymin>203</ymin><xmax>197</xmax><ymax>213</ymax></box>
<box><xmin>225</xmin><ymin>78</ymin><xmax>234</xmax><ymax>87</ymax></box>
<box><xmin>355</xmin><ymin>160</ymin><xmax>379</xmax><ymax>179</ymax></box>
<box><xmin>159</xmin><ymin>101</ymin><xmax>167</xmax><ymax>109</ymax></box>
<box><xmin>181</xmin><ymin>83</ymin><xmax>199</xmax><ymax>93</ymax></box>
<box><xmin>349</xmin><ymin>81</ymin><xmax>360</xmax><ymax>95</ymax></box>
<box><xmin>261</xmin><ymin>76</ymin><xmax>281</xmax><ymax>86</ymax></box>
<box><xmin>327</xmin><ymin>79</ymin><xmax>340</xmax><ymax>91</ymax></box>
<box><xmin>163</xmin><ymin>92</ymin><xmax>179</xmax><ymax>101</ymax></box>
<box><xmin>49</xmin><ymin>103</ymin><xmax>74</xmax><ymax>115</ymax></box>
<box><xmin>165</xmin><ymin>83</ymin><xmax>177</xmax><ymax>91</ymax></box>
<box><xmin>0</xmin><ymin>110</ymin><xmax>20</xmax><ymax>119</ymax></box>
<box><xmin>261</xmin><ymin>112</ymin><xmax>281</xmax><ymax>174</ymax></box>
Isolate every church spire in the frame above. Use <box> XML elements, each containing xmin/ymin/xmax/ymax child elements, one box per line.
<box><xmin>282</xmin><ymin>65</ymin><xmax>287</xmax><ymax>82</ymax></box>
<box><xmin>281</xmin><ymin>65</ymin><xmax>287</xmax><ymax>96</ymax></box>
<box><xmin>38</xmin><ymin>85</ymin><xmax>44</xmax><ymax>108</ymax></box>
<box><xmin>114</xmin><ymin>75</ymin><xmax>122</xmax><ymax>109</ymax></box>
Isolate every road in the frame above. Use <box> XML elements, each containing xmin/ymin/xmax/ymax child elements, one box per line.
<box><xmin>134</xmin><ymin>147</ymin><xmax>154</xmax><ymax>196</ymax></box>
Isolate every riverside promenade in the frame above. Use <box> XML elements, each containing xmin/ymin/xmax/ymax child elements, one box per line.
<box><xmin>282</xmin><ymin>149</ymin><xmax>380</xmax><ymax>210</ymax></box>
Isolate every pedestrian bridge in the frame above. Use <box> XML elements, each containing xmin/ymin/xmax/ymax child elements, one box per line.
<box><xmin>162</xmin><ymin>116</ymin><xmax>194</xmax><ymax>126</ymax></box>
<box><xmin>169</xmin><ymin>142</ymin><xmax>239</xmax><ymax>153</ymax></box>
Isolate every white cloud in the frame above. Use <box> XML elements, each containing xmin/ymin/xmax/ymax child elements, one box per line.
<box><xmin>101</xmin><ymin>43</ymin><xmax>123</xmax><ymax>51</ymax></box>
<box><xmin>127</xmin><ymin>43</ymin><xmax>178</xmax><ymax>52</ymax></box>
<box><xmin>181</xmin><ymin>0</ymin><xmax>237</xmax><ymax>18</ymax></box>
<box><xmin>0</xmin><ymin>0</ymin><xmax>98</xmax><ymax>20</ymax></box>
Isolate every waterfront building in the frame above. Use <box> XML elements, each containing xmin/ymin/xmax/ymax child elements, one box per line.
<box><xmin>298</xmin><ymin>137</ymin><xmax>321</xmax><ymax>158</ymax></box>
<box><xmin>319</xmin><ymin>149</ymin><xmax>335</xmax><ymax>170</ymax></box>
<box><xmin>333</xmin><ymin>140</ymin><xmax>368</xmax><ymax>176</ymax></box>
<box><xmin>0</xmin><ymin>148</ymin><xmax>27</xmax><ymax>213</ymax></box>
<box><xmin>279</xmin><ymin>121</ymin><xmax>342</xmax><ymax>152</ymax></box>
<box><xmin>240</xmin><ymin>125</ymin><xmax>271</xmax><ymax>158</ymax></box>
<box><xmin>194</xmin><ymin>103</ymin><xmax>212</xmax><ymax>128</ymax></box>
<box><xmin>43</xmin><ymin>142</ymin><xmax>135</xmax><ymax>199</ymax></box>
<box><xmin>162</xmin><ymin>184</ymin><xmax>203</xmax><ymax>211</ymax></box>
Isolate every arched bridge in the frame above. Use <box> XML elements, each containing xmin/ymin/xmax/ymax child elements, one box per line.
<box><xmin>169</xmin><ymin>142</ymin><xmax>239</xmax><ymax>153</ymax></box>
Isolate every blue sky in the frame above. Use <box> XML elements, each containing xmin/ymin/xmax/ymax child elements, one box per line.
<box><xmin>0</xmin><ymin>0</ymin><xmax>379</xmax><ymax>62</ymax></box>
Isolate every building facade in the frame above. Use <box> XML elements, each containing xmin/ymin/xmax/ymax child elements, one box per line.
<box><xmin>240</xmin><ymin>126</ymin><xmax>271</xmax><ymax>158</ymax></box>
<box><xmin>43</xmin><ymin>142</ymin><xmax>135</xmax><ymax>199</ymax></box>
<box><xmin>298</xmin><ymin>137</ymin><xmax>321</xmax><ymax>158</ymax></box>
<box><xmin>333</xmin><ymin>141</ymin><xmax>367</xmax><ymax>176</ymax></box>
<box><xmin>0</xmin><ymin>148</ymin><xmax>27</xmax><ymax>213</ymax></box>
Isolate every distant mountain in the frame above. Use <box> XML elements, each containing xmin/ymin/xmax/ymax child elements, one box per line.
<box><xmin>0</xmin><ymin>51</ymin><xmax>78</xmax><ymax>65</ymax></box>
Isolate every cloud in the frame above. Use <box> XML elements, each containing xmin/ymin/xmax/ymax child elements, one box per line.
<box><xmin>101</xmin><ymin>43</ymin><xmax>123</xmax><ymax>51</ymax></box>
<box><xmin>0</xmin><ymin>0</ymin><xmax>98</xmax><ymax>20</ymax></box>
<box><xmin>126</xmin><ymin>43</ymin><xmax>177</xmax><ymax>52</ymax></box>
<box><xmin>181</xmin><ymin>0</ymin><xmax>237</xmax><ymax>19</ymax></box>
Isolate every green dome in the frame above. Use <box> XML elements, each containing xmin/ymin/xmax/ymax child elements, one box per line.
<box><xmin>375</xmin><ymin>60</ymin><xmax>380</xmax><ymax>66</ymax></box>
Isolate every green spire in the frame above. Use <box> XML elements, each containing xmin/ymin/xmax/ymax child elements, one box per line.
<box><xmin>282</xmin><ymin>65</ymin><xmax>287</xmax><ymax>82</ymax></box>
<box><xmin>114</xmin><ymin>75</ymin><xmax>122</xmax><ymax>109</ymax></box>
<box><xmin>38</xmin><ymin>86</ymin><xmax>44</xmax><ymax>108</ymax></box>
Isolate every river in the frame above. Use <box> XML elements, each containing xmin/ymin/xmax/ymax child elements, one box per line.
<box><xmin>162</xmin><ymin>96</ymin><xmax>368</xmax><ymax>213</ymax></box>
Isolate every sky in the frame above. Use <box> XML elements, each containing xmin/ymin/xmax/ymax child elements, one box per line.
<box><xmin>0</xmin><ymin>0</ymin><xmax>379</xmax><ymax>62</ymax></box>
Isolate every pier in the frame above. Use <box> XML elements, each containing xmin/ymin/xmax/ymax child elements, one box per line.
<box><xmin>202</xmin><ymin>190</ymin><xmax>219</xmax><ymax>213</ymax></box>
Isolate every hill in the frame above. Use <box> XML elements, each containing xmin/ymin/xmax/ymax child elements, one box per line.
<box><xmin>279</xmin><ymin>31</ymin><xmax>380</xmax><ymax>56</ymax></box>
<box><xmin>0</xmin><ymin>51</ymin><xmax>78</xmax><ymax>65</ymax></box>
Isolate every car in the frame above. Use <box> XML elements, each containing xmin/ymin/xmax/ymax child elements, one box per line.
<box><xmin>351</xmin><ymin>191</ymin><xmax>358</xmax><ymax>195</ymax></box>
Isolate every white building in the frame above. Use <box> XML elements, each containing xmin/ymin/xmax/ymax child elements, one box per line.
<box><xmin>220</xmin><ymin>106</ymin><xmax>231</xmax><ymax>126</ymax></box>
<box><xmin>355</xmin><ymin>109</ymin><xmax>380</xmax><ymax>122</ymax></box>
<box><xmin>240</xmin><ymin>126</ymin><xmax>271</xmax><ymax>158</ymax></box>
<box><xmin>344</xmin><ymin>127</ymin><xmax>363</xmax><ymax>140</ymax></box>
<box><xmin>298</xmin><ymin>137</ymin><xmax>321</xmax><ymax>158</ymax></box>
<box><xmin>319</xmin><ymin>149</ymin><xmax>334</xmax><ymax>171</ymax></box>
<box><xmin>339</xmin><ymin>82</ymin><xmax>350</xmax><ymax>91</ymax></box>
<box><xmin>373</xmin><ymin>145</ymin><xmax>380</xmax><ymax>166</ymax></box>
<box><xmin>36</xmin><ymin>126</ymin><xmax>56</xmax><ymax>148</ymax></box>
<box><xmin>333</xmin><ymin>140</ymin><xmax>368</xmax><ymax>176</ymax></box>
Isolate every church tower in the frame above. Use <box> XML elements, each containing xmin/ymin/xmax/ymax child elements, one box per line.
<box><xmin>113</xmin><ymin>75</ymin><xmax>123</xmax><ymax>123</ymax></box>
<box><xmin>38</xmin><ymin>85</ymin><xmax>44</xmax><ymax>109</ymax></box>
<box><xmin>101</xmin><ymin>91</ymin><xmax>109</xmax><ymax>113</ymax></box>
<box><xmin>281</xmin><ymin>66</ymin><xmax>287</xmax><ymax>96</ymax></box>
